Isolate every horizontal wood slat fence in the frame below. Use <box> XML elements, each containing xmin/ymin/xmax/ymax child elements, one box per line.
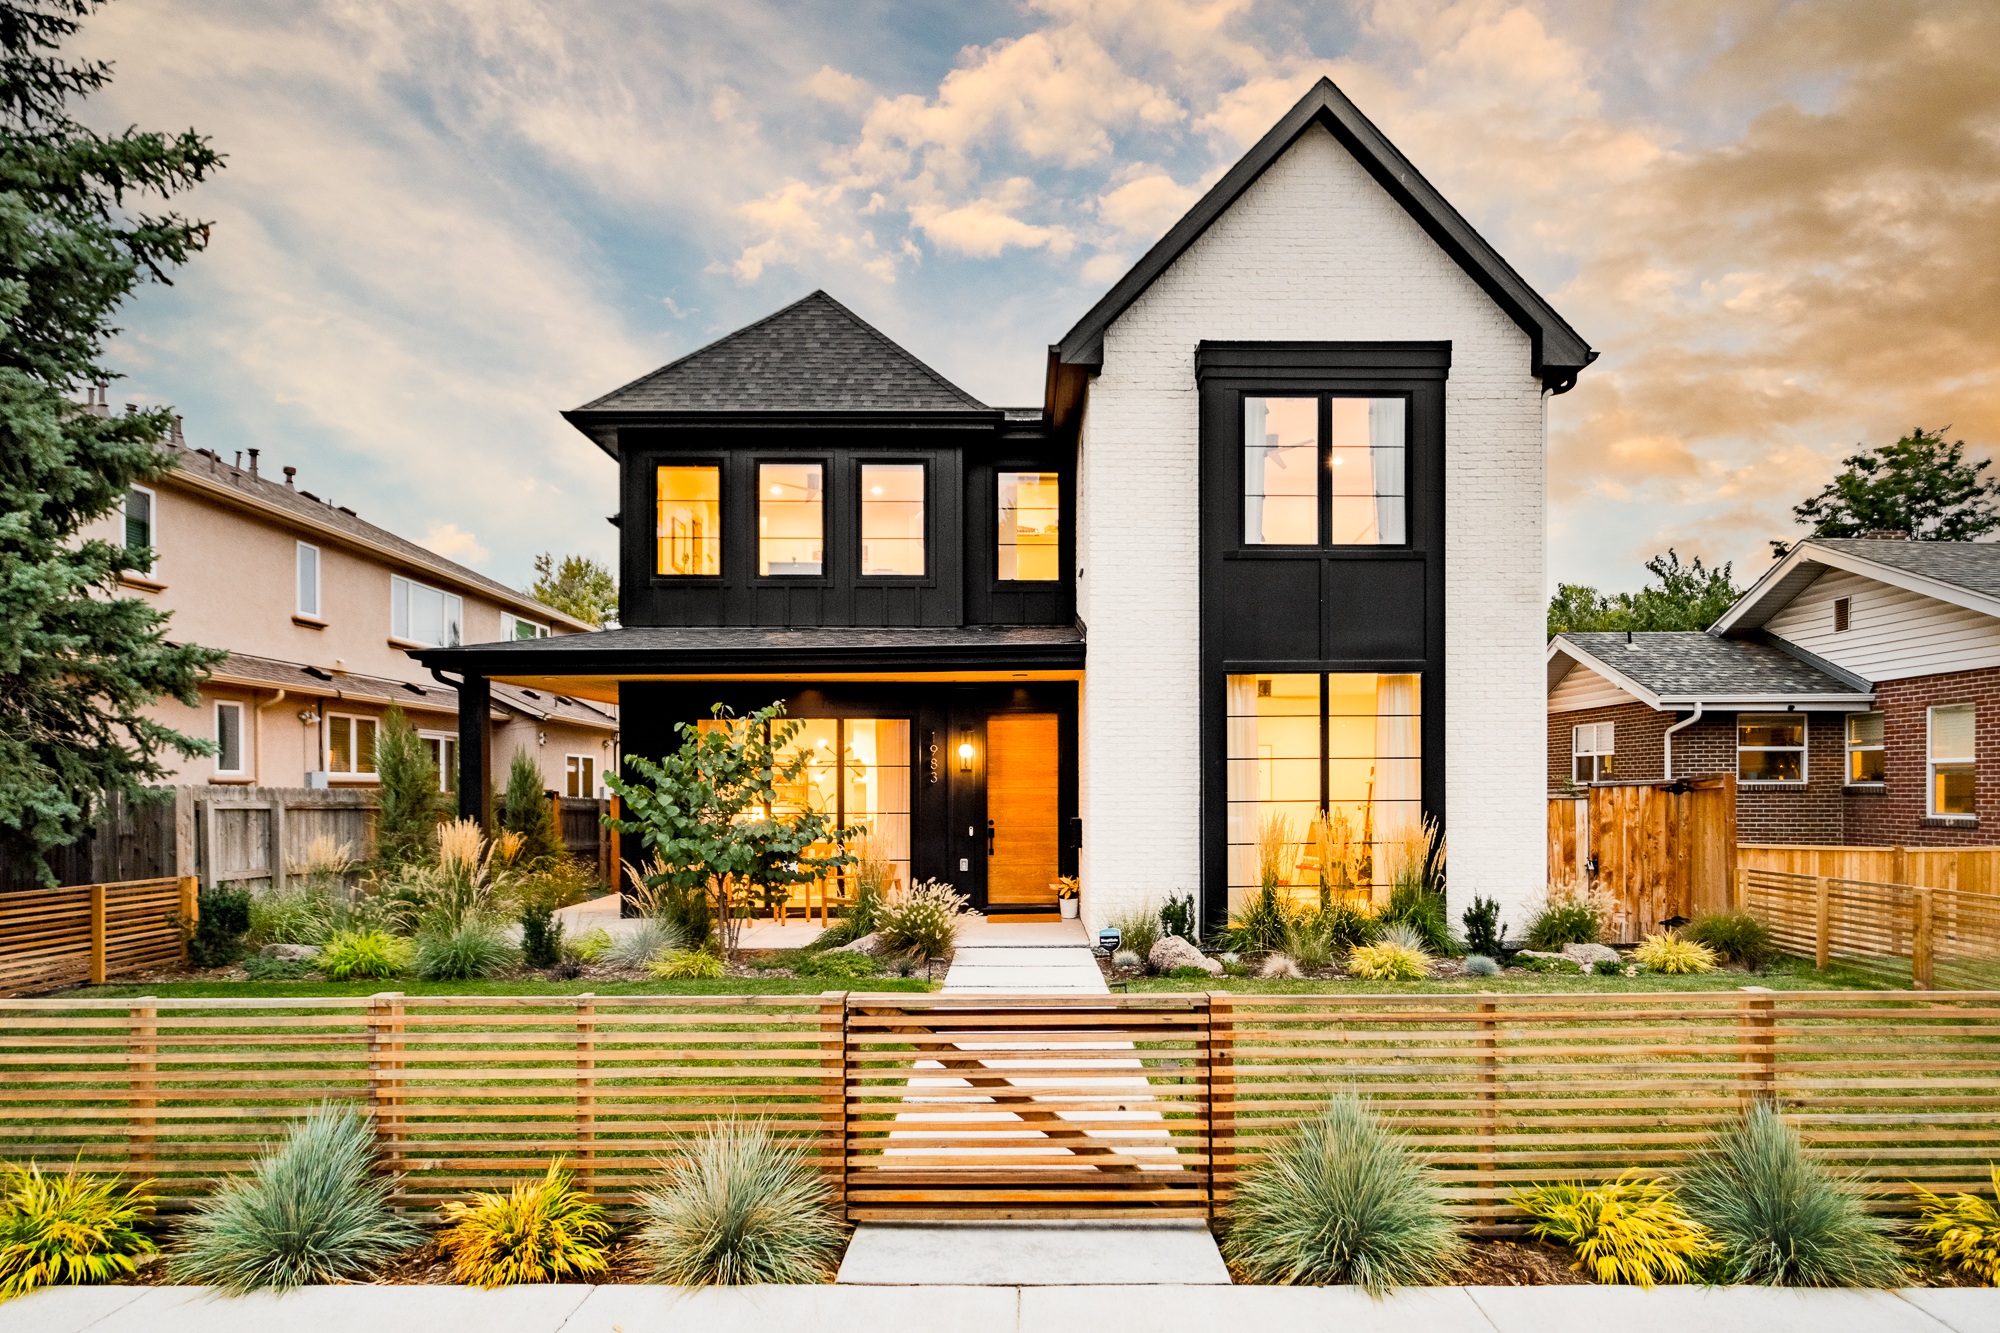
<box><xmin>0</xmin><ymin>878</ymin><xmax>193</xmax><ymax>995</ymax></box>
<box><xmin>1741</xmin><ymin>844</ymin><xmax>2000</xmax><ymax>897</ymax></box>
<box><xmin>1741</xmin><ymin>868</ymin><xmax>2000</xmax><ymax>991</ymax></box>
<box><xmin>3</xmin><ymin>990</ymin><xmax>1997</xmax><ymax>1230</ymax></box>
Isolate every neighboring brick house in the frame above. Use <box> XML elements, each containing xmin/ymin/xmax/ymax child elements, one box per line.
<box><xmin>1549</xmin><ymin>536</ymin><xmax>2000</xmax><ymax>846</ymax></box>
<box><xmin>415</xmin><ymin>77</ymin><xmax>1596</xmax><ymax>934</ymax></box>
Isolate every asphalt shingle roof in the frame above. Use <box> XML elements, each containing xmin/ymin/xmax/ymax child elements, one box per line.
<box><xmin>1557</xmin><ymin>631</ymin><xmax>1864</xmax><ymax>700</ymax></box>
<box><xmin>205</xmin><ymin>650</ymin><xmax>616</xmax><ymax>727</ymax></box>
<box><xmin>575</xmin><ymin>291</ymin><xmax>990</xmax><ymax>414</ymax></box>
<box><xmin>1808</xmin><ymin>538</ymin><xmax>2000</xmax><ymax>601</ymax></box>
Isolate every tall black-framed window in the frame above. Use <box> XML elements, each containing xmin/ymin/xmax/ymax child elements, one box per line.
<box><xmin>756</xmin><ymin>459</ymin><xmax>827</xmax><ymax>579</ymax></box>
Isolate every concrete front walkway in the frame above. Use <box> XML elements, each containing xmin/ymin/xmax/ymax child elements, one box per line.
<box><xmin>15</xmin><ymin>1284</ymin><xmax>1997</xmax><ymax>1333</ymax></box>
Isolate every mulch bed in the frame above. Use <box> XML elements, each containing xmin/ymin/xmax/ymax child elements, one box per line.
<box><xmin>1453</xmin><ymin>1240</ymin><xmax>1594</xmax><ymax>1285</ymax></box>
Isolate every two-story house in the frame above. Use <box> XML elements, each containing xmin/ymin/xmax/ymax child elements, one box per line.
<box><xmin>417</xmin><ymin>79</ymin><xmax>1594</xmax><ymax>932</ymax></box>
<box><xmin>94</xmin><ymin>417</ymin><xmax>618</xmax><ymax>798</ymax></box>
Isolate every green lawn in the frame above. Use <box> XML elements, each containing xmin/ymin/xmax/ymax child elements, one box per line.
<box><xmin>60</xmin><ymin>976</ymin><xmax>935</xmax><ymax>1000</ymax></box>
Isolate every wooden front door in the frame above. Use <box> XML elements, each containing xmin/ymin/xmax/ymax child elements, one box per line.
<box><xmin>985</xmin><ymin>713</ymin><xmax>1060</xmax><ymax>908</ymax></box>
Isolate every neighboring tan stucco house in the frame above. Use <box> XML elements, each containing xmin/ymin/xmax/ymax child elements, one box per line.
<box><xmin>84</xmin><ymin>414</ymin><xmax>618</xmax><ymax>798</ymax></box>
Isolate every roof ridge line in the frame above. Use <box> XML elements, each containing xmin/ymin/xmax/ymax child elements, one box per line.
<box><xmin>806</xmin><ymin>291</ymin><xmax>989</xmax><ymax>411</ymax></box>
<box><xmin>574</xmin><ymin>290</ymin><xmax>833</xmax><ymax>412</ymax></box>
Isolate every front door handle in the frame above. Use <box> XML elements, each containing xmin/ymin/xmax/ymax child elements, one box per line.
<box><xmin>986</xmin><ymin>820</ymin><xmax>995</xmax><ymax>856</ymax></box>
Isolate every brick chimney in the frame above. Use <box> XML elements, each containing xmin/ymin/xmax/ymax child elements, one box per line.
<box><xmin>1859</xmin><ymin>529</ymin><xmax>1911</xmax><ymax>541</ymax></box>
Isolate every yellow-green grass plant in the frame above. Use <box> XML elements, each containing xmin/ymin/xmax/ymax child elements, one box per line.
<box><xmin>1514</xmin><ymin>1172</ymin><xmax>1717</xmax><ymax>1287</ymax></box>
<box><xmin>1222</xmin><ymin>1094</ymin><xmax>1465</xmax><ymax>1294</ymax></box>
<box><xmin>436</xmin><ymin>1159</ymin><xmax>611</xmax><ymax>1288</ymax></box>
<box><xmin>316</xmin><ymin>930</ymin><xmax>412</xmax><ymax>981</ymax></box>
<box><xmin>634</xmin><ymin>1120</ymin><xmax>848</xmax><ymax>1286</ymax></box>
<box><xmin>0</xmin><ymin>1163</ymin><xmax>155</xmax><ymax>1301</ymax></box>
<box><xmin>647</xmin><ymin>948</ymin><xmax>726</xmax><ymax>980</ymax></box>
<box><xmin>1347</xmin><ymin>940</ymin><xmax>1429</xmax><ymax>981</ymax></box>
<box><xmin>1910</xmin><ymin>1165</ymin><xmax>2000</xmax><ymax>1285</ymax></box>
<box><xmin>1633</xmin><ymin>932</ymin><xmax>1718</xmax><ymax>975</ymax></box>
<box><xmin>567</xmin><ymin>925</ymin><xmax>615</xmax><ymax>963</ymax></box>
<box><xmin>169</xmin><ymin>1104</ymin><xmax>423</xmax><ymax>1293</ymax></box>
<box><xmin>1679</xmin><ymin>1101</ymin><xmax>1905</xmax><ymax>1287</ymax></box>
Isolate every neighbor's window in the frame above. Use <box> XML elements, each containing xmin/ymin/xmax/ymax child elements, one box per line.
<box><xmin>998</xmin><ymin>471</ymin><xmax>1060</xmax><ymax>581</ymax></box>
<box><xmin>1242</xmin><ymin>397</ymin><xmax>1407</xmax><ymax>547</ymax></box>
<box><xmin>566</xmin><ymin>754</ymin><xmax>597</xmax><ymax>798</ymax></box>
<box><xmin>296</xmin><ymin>542</ymin><xmax>320</xmax><ymax>617</ymax></box>
<box><xmin>124</xmin><ymin>486</ymin><xmax>155</xmax><ymax>552</ymax></box>
<box><xmin>390</xmin><ymin>575</ymin><xmax>463</xmax><ymax>648</ymax></box>
<box><xmin>214</xmin><ymin>702</ymin><xmax>245</xmax><ymax>776</ymax></box>
<box><xmin>1847</xmin><ymin>712</ymin><xmax>1885</xmax><ymax>784</ymax></box>
<box><xmin>1572</xmin><ymin>722</ymin><xmax>1615</xmax><ymax>783</ymax></box>
<box><xmin>327</xmin><ymin>714</ymin><xmax>379</xmax><ymax>776</ymax></box>
<box><xmin>1224</xmin><ymin>672</ymin><xmax>1420</xmax><ymax>915</ymax></box>
<box><xmin>1929</xmin><ymin>703</ymin><xmax>1976</xmax><ymax>817</ymax></box>
<box><xmin>1738</xmin><ymin>713</ymin><xmax>1807</xmax><ymax>783</ymax></box>
<box><xmin>657</xmin><ymin>465</ymin><xmax>720</xmax><ymax>576</ymax></box>
<box><xmin>1243</xmin><ymin>398</ymin><xmax>1317</xmax><ymax>544</ymax></box>
<box><xmin>860</xmin><ymin>463</ymin><xmax>925</xmax><ymax>576</ymax></box>
<box><xmin>759</xmin><ymin>462</ymin><xmax>823</xmax><ymax>575</ymax></box>
<box><xmin>502</xmin><ymin>612</ymin><xmax>549</xmax><ymax>640</ymax></box>
<box><xmin>421</xmin><ymin>733</ymin><xmax>458</xmax><ymax>793</ymax></box>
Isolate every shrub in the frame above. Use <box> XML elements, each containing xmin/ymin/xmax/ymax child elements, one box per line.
<box><xmin>169</xmin><ymin>1104</ymin><xmax>422</xmax><ymax>1293</ymax></box>
<box><xmin>1464</xmin><ymin>954</ymin><xmax>1501</xmax><ymax>978</ymax></box>
<box><xmin>1518</xmin><ymin>955</ymin><xmax>1582</xmax><ymax>975</ymax></box>
<box><xmin>318</xmin><ymin>930</ymin><xmax>409</xmax><ymax>981</ymax></box>
<box><xmin>634</xmin><ymin>1120</ymin><xmax>847</xmax><ymax>1286</ymax></box>
<box><xmin>0</xmin><ymin>1162</ymin><xmax>155</xmax><ymax>1301</ymax></box>
<box><xmin>1461</xmin><ymin>895</ymin><xmax>1505</xmax><ymax>958</ymax></box>
<box><xmin>647</xmin><ymin>949</ymin><xmax>725</xmax><ymax>980</ymax></box>
<box><xmin>1379</xmin><ymin>885</ymin><xmax>1458</xmax><ymax>956</ymax></box>
<box><xmin>1525</xmin><ymin>892</ymin><xmax>1605</xmax><ymax>950</ymax></box>
<box><xmin>182</xmin><ymin>886</ymin><xmax>252</xmax><ymax>967</ymax></box>
<box><xmin>1168</xmin><ymin>963</ymin><xmax>1214</xmax><ymax>980</ymax></box>
<box><xmin>1160</xmin><ymin>892</ymin><xmax>1196</xmax><ymax>941</ymax></box>
<box><xmin>1679</xmin><ymin>1101</ymin><xmax>1905</xmax><ymax>1287</ymax></box>
<box><xmin>1347</xmin><ymin>941</ymin><xmax>1428</xmax><ymax>981</ymax></box>
<box><xmin>1910</xmin><ymin>1165</ymin><xmax>2000</xmax><ymax>1285</ymax></box>
<box><xmin>1515</xmin><ymin>1172</ymin><xmax>1716</xmax><ymax>1287</ymax></box>
<box><xmin>373</xmin><ymin>705</ymin><xmax>449</xmax><ymax>870</ymax></box>
<box><xmin>794</xmin><ymin>950</ymin><xmax>880</xmax><ymax>980</ymax></box>
<box><xmin>567</xmin><ymin>926</ymin><xmax>614</xmax><ymax>964</ymax></box>
<box><xmin>1222</xmin><ymin>1094</ymin><xmax>1464</xmax><ymax>1293</ymax></box>
<box><xmin>1632</xmin><ymin>933</ymin><xmax>1717</xmax><ymax>975</ymax></box>
<box><xmin>499</xmin><ymin>748</ymin><xmax>565</xmax><ymax>866</ymax></box>
<box><xmin>437</xmin><ymin>1159</ymin><xmax>610</xmax><ymax>1287</ymax></box>
<box><xmin>519</xmin><ymin>901</ymin><xmax>564</xmax><ymax>969</ymax></box>
<box><xmin>1285</xmin><ymin>902</ymin><xmax>1377</xmax><ymax>969</ymax></box>
<box><xmin>1592</xmin><ymin>959</ymin><xmax>1627</xmax><ymax>977</ymax></box>
<box><xmin>605</xmin><ymin>918</ymin><xmax>683</xmax><ymax>970</ymax></box>
<box><xmin>873</xmin><ymin>879</ymin><xmax>970</xmax><ymax>957</ymax></box>
<box><xmin>241</xmin><ymin>954</ymin><xmax>313</xmax><ymax>981</ymax></box>
<box><xmin>1106</xmin><ymin>900</ymin><xmax>1162</xmax><ymax>965</ymax></box>
<box><xmin>416</xmin><ymin>920</ymin><xmax>519</xmax><ymax>981</ymax></box>
<box><xmin>1686</xmin><ymin>911</ymin><xmax>1776</xmax><ymax>968</ymax></box>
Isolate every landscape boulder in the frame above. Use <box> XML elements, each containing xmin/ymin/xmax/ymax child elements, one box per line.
<box><xmin>1149</xmin><ymin>936</ymin><xmax>1222</xmax><ymax>976</ymax></box>
<box><xmin>259</xmin><ymin>943</ymin><xmax>321</xmax><ymax>961</ymax></box>
<box><xmin>832</xmin><ymin>932</ymin><xmax>884</xmax><ymax>956</ymax></box>
<box><xmin>1560</xmin><ymin>942</ymin><xmax>1622</xmax><ymax>966</ymax></box>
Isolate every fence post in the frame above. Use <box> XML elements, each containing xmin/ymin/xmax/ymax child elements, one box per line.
<box><xmin>367</xmin><ymin>992</ymin><xmax>406</xmax><ymax>1192</ymax></box>
<box><xmin>1733</xmin><ymin>867</ymin><xmax>1749</xmax><ymax>912</ymax></box>
<box><xmin>1912</xmin><ymin>889</ymin><xmax>1935</xmax><ymax>990</ymax></box>
<box><xmin>177</xmin><ymin>875</ymin><xmax>198</xmax><ymax>925</ymax></box>
<box><xmin>821</xmin><ymin>991</ymin><xmax>848</xmax><ymax>1207</ymax></box>
<box><xmin>576</xmin><ymin>993</ymin><xmax>595</xmax><ymax>1196</ymax></box>
<box><xmin>1893</xmin><ymin>845</ymin><xmax>1909</xmax><ymax>885</ymax></box>
<box><xmin>1206</xmin><ymin>991</ymin><xmax>1236</xmax><ymax>1226</ymax></box>
<box><xmin>1738</xmin><ymin>986</ymin><xmax>1777</xmax><ymax>1108</ymax></box>
<box><xmin>128</xmin><ymin>998</ymin><xmax>156</xmax><ymax>1181</ymax></box>
<box><xmin>1478</xmin><ymin>999</ymin><xmax>1500</xmax><ymax>1205</ymax></box>
<box><xmin>1813</xmin><ymin>876</ymin><xmax>1831</xmax><ymax>970</ymax></box>
<box><xmin>89</xmin><ymin>884</ymin><xmax>107</xmax><ymax>984</ymax></box>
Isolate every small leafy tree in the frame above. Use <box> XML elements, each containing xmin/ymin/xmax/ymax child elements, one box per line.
<box><xmin>529</xmin><ymin>552</ymin><xmax>617</xmax><ymax>627</ymax></box>
<box><xmin>373</xmin><ymin>707</ymin><xmax>446</xmax><ymax>869</ymax></box>
<box><xmin>1775</xmin><ymin>427</ymin><xmax>2000</xmax><ymax>557</ymax></box>
<box><xmin>499</xmin><ymin>748</ymin><xmax>563</xmax><ymax>864</ymax></box>
<box><xmin>1547</xmin><ymin>550</ymin><xmax>1741</xmax><ymax>636</ymax></box>
<box><xmin>607</xmin><ymin>701</ymin><xmax>856</xmax><ymax>957</ymax></box>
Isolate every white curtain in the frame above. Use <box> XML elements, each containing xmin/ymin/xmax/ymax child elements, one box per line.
<box><xmin>1243</xmin><ymin>398</ymin><xmax>1269</xmax><ymax>543</ymax></box>
<box><xmin>1226</xmin><ymin>676</ymin><xmax>1262</xmax><ymax>906</ymax></box>
<box><xmin>1368</xmin><ymin>399</ymin><xmax>1405</xmax><ymax>545</ymax></box>
<box><xmin>867</xmin><ymin>720</ymin><xmax>911</xmax><ymax>892</ymax></box>
<box><xmin>1373</xmin><ymin>674</ymin><xmax>1421</xmax><ymax>844</ymax></box>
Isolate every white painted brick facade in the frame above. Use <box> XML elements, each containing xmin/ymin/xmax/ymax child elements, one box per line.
<box><xmin>1078</xmin><ymin>123</ymin><xmax>1549</xmax><ymax>932</ymax></box>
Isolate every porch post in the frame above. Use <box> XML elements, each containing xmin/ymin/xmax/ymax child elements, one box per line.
<box><xmin>457</xmin><ymin>673</ymin><xmax>489</xmax><ymax>823</ymax></box>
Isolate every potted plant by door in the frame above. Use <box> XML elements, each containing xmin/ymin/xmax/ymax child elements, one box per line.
<box><xmin>1054</xmin><ymin>877</ymin><xmax>1080</xmax><ymax>919</ymax></box>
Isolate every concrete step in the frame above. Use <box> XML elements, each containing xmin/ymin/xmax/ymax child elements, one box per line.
<box><xmin>836</xmin><ymin>1220</ymin><xmax>1231</xmax><ymax>1286</ymax></box>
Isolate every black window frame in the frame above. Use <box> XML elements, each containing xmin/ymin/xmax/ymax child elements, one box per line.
<box><xmin>750</xmin><ymin>454</ymin><xmax>833</xmax><ymax>587</ymax></box>
<box><xmin>1237</xmin><ymin>391</ymin><xmax>1413</xmax><ymax>551</ymax></box>
<box><xmin>854</xmin><ymin>455</ymin><xmax>934</xmax><ymax>585</ymax></box>
<box><xmin>650</xmin><ymin>456</ymin><xmax>728</xmax><ymax>584</ymax></box>
<box><xmin>992</xmin><ymin>466</ymin><xmax>1064</xmax><ymax>587</ymax></box>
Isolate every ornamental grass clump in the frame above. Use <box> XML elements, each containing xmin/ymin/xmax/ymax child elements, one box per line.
<box><xmin>1633</xmin><ymin>932</ymin><xmax>1717</xmax><ymax>975</ymax></box>
<box><xmin>1910</xmin><ymin>1165</ymin><xmax>2000</xmax><ymax>1285</ymax></box>
<box><xmin>635</xmin><ymin>1120</ymin><xmax>848</xmax><ymax>1286</ymax></box>
<box><xmin>1679</xmin><ymin>1102</ymin><xmax>1905</xmax><ymax>1287</ymax></box>
<box><xmin>1105</xmin><ymin>900</ymin><xmax>1163</xmax><ymax>965</ymax></box>
<box><xmin>0</xmin><ymin>1162</ymin><xmax>156</xmax><ymax>1301</ymax></box>
<box><xmin>646</xmin><ymin>949</ymin><xmax>725</xmax><ymax>980</ymax></box>
<box><xmin>317</xmin><ymin>930</ymin><xmax>409</xmax><ymax>981</ymax></box>
<box><xmin>415</xmin><ymin>920</ymin><xmax>519</xmax><ymax>981</ymax></box>
<box><xmin>1347</xmin><ymin>940</ymin><xmax>1429</xmax><ymax>981</ymax></box>
<box><xmin>1525</xmin><ymin>882</ymin><xmax>1608</xmax><ymax>950</ymax></box>
<box><xmin>873</xmin><ymin>878</ymin><xmax>970</xmax><ymax>957</ymax></box>
<box><xmin>605</xmin><ymin>918</ymin><xmax>684</xmax><ymax>970</ymax></box>
<box><xmin>1514</xmin><ymin>1172</ymin><xmax>1717</xmax><ymax>1287</ymax></box>
<box><xmin>169</xmin><ymin>1104</ymin><xmax>422</xmax><ymax>1293</ymax></box>
<box><xmin>436</xmin><ymin>1159</ymin><xmax>611</xmax><ymax>1287</ymax></box>
<box><xmin>1222</xmin><ymin>1094</ymin><xmax>1464</xmax><ymax>1294</ymax></box>
<box><xmin>1686</xmin><ymin>911</ymin><xmax>1776</xmax><ymax>969</ymax></box>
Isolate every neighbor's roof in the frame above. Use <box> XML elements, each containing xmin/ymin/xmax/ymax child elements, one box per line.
<box><xmin>1715</xmin><ymin>537</ymin><xmax>2000</xmax><ymax>634</ymax></box>
<box><xmin>205</xmin><ymin>650</ymin><xmax>616</xmax><ymax>729</ymax></box>
<box><xmin>1056</xmin><ymin>77</ymin><xmax>1596</xmax><ymax>393</ymax></box>
<box><xmin>1547</xmin><ymin>631</ymin><xmax>1872</xmax><ymax>709</ymax></box>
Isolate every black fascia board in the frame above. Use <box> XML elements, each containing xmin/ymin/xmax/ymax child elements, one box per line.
<box><xmin>410</xmin><ymin>639</ymin><xmax>1086</xmax><ymax>677</ymax></box>
<box><xmin>561</xmin><ymin>407</ymin><xmax>1007</xmax><ymax>460</ymax></box>
<box><xmin>1056</xmin><ymin>77</ymin><xmax>1595</xmax><ymax>393</ymax></box>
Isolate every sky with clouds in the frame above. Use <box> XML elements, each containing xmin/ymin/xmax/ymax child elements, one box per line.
<box><xmin>77</xmin><ymin>0</ymin><xmax>1998</xmax><ymax>596</ymax></box>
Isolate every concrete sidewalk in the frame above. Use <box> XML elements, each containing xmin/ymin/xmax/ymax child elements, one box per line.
<box><xmin>13</xmin><ymin>1284</ymin><xmax>1997</xmax><ymax>1333</ymax></box>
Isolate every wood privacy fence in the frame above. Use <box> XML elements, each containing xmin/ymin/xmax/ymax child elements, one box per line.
<box><xmin>1740</xmin><ymin>868</ymin><xmax>2000</xmax><ymax>991</ymax></box>
<box><xmin>0</xmin><ymin>790</ymin><xmax>182</xmax><ymax>893</ymax></box>
<box><xmin>1547</xmin><ymin>777</ymin><xmax>1737</xmax><ymax>941</ymax></box>
<box><xmin>3</xmin><ymin>990</ymin><xmax>1998</xmax><ymax>1229</ymax></box>
<box><xmin>198</xmin><ymin>787</ymin><xmax>378</xmax><ymax>891</ymax></box>
<box><xmin>0</xmin><ymin>878</ymin><xmax>194</xmax><ymax>995</ymax></box>
<box><xmin>554</xmin><ymin>796</ymin><xmax>613</xmax><ymax>885</ymax></box>
<box><xmin>1741</xmin><ymin>845</ymin><xmax>2000</xmax><ymax>897</ymax></box>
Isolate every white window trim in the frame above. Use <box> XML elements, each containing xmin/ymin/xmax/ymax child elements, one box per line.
<box><xmin>124</xmin><ymin>484</ymin><xmax>157</xmax><ymax>550</ymax></box>
<box><xmin>1737</xmin><ymin>712</ymin><xmax>1810</xmax><ymax>786</ymax></box>
<box><xmin>1572</xmin><ymin>721</ymin><xmax>1614</xmax><ymax>784</ymax></box>
<box><xmin>502</xmin><ymin>611</ymin><xmax>550</xmax><ymax>640</ymax></box>
<box><xmin>1845</xmin><ymin>711</ymin><xmax>1885</xmax><ymax>787</ymax></box>
<box><xmin>296</xmin><ymin>541</ymin><xmax>322</xmax><ymax>618</ymax></box>
<box><xmin>389</xmin><ymin>574</ymin><xmax>464</xmax><ymax>648</ymax></box>
<box><xmin>213</xmin><ymin>700</ymin><xmax>247</xmax><ymax>777</ymax></box>
<box><xmin>419</xmin><ymin>729</ymin><xmax>458</xmax><ymax>794</ymax></box>
<box><xmin>1927</xmin><ymin>703</ymin><xmax>1976</xmax><ymax>819</ymax></box>
<box><xmin>325</xmin><ymin>712</ymin><xmax>380</xmax><ymax>779</ymax></box>
<box><xmin>565</xmin><ymin>753</ymin><xmax>599</xmax><ymax>798</ymax></box>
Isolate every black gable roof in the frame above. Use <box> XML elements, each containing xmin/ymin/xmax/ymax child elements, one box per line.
<box><xmin>567</xmin><ymin>291</ymin><xmax>988</xmax><ymax>446</ymax></box>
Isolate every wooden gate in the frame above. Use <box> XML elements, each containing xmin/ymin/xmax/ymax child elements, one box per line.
<box><xmin>842</xmin><ymin>993</ymin><xmax>1213</xmax><ymax>1220</ymax></box>
<box><xmin>1549</xmin><ymin>776</ymin><xmax>1737</xmax><ymax>942</ymax></box>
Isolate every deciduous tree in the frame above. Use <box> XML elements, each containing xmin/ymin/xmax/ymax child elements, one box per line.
<box><xmin>1547</xmin><ymin>550</ymin><xmax>1742</xmax><ymax>636</ymax></box>
<box><xmin>1773</xmin><ymin>427</ymin><xmax>2000</xmax><ymax>556</ymax></box>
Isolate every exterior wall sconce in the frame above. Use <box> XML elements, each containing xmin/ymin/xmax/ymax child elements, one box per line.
<box><xmin>958</xmin><ymin>739</ymin><xmax>975</xmax><ymax>772</ymax></box>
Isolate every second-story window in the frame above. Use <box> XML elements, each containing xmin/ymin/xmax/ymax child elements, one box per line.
<box><xmin>657</xmin><ymin>465</ymin><xmax>720</xmax><ymax>576</ymax></box>
<box><xmin>759</xmin><ymin>463</ymin><xmax>823</xmax><ymax>575</ymax></box>
<box><xmin>296</xmin><ymin>542</ymin><xmax>320</xmax><ymax>617</ymax></box>
<box><xmin>998</xmin><ymin>472</ymin><xmax>1059</xmax><ymax>581</ymax></box>
<box><xmin>391</xmin><ymin>574</ymin><xmax>463</xmax><ymax>647</ymax></box>
<box><xmin>124</xmin><ymin>486</ymin><xmax>155</xmax><ymax>552</ymax></box>
<box><xmin>860</xmin><ymin>463</ymin><xmax>925</xmax><ymax>576</ymax></box>
<box><xmin>1243</xmin><ymin>396</ymin><xmax>1407</xmax><ymax>546</ymax></box>
<box><xmin>502</xmin><ymin>612</ymin><xmax>549</xmax><ymax>640</ymax></box>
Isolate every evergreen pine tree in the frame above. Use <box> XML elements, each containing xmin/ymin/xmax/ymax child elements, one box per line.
<box><xmin>0</xmin><ymin>0</ymin><xmax>226</xmax><ymax>881</ymax></box>
<box><xmin>500</xmin><ymin>748</ymin><xmax>562</xmax><ymax>865</ymax></box>
<box><xmin>372</xmin><ymin>707</ymin><xmax>445</xmax><ymax>869</ymax></box>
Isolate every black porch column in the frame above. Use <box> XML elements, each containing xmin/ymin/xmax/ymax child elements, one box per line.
<box><xmin>457</xmin><ymin>673</ymin><xmax>489</xmax><ymax>823</ymax></box>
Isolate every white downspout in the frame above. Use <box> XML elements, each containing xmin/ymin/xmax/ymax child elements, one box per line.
<box><xmin>1662</xmin><ymin>701</ymin><xmax>1704</xmax><ymax>781</ymax></box>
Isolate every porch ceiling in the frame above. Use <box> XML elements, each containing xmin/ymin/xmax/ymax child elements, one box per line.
<box><xmin>488</xmin><ymin>668</ymin><xmax>1085</xmax><ymax>707</ymax></box>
